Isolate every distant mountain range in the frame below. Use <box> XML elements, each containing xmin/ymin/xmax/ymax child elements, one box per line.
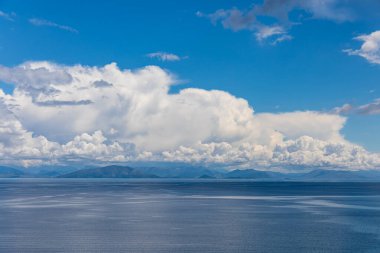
<box><xmin>1</xmin><ymin>165</ymin><xmax>380</xmax><ymax>181</ymax></box>
<box><xmin>0</xmin><ymin>166</ymin><xmax>25</xmax><ymax>178</ymax></box>
<box><xmin>59</xmin><ymin>165</ymin><xmax>159</xmax><ymax>178</ymax></box>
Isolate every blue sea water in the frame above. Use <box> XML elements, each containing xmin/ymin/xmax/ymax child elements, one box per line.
<box><xmin>1</xmin><ymin>179</ymin><xmax>380</xmax><ymax>253</ymax></box>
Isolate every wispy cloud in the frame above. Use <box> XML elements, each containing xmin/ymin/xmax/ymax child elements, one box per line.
<box><xmin>344</xmin><ymin>31</ymin><xmax>380</xmax><ymax>64</ymax></box>
<box><xmin>331</xmin><ymin>99</ymin><xmax>380</xmax><ymax>115</ymax></box>
<box><xmin>255</xmin><ymin>25</ymin><xmax>293</xmax><ymax>45</ymax></box>
<box><xmin>197</xmin><ymin>0</ymin><xmax>355</xmax><ymax>45</ymax></box>
<box><xmin>357</xmin><ymin>99</ymin><xmax>380</xmax><ymax>115</ymax></box>
<box><xmin>146</xmin><ymin>52</ymin><xmax>186</xmax><ymax>62</ymax></box>
<box><xmin>0</xmin><ymin>10</ymin><xmax>16</xmax><ymax>21</ymax></box>
<box><xmin>29</xmin><ymin>18</ymin><xmax>78</xmax><ymax>33</ymax></box>
<box><xmin>330</xmin><ymin>103</ymin><xmax>353</xmax><ymax>115</ymax></box>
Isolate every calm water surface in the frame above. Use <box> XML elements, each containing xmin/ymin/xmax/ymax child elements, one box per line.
<box><xmin>1</xmin><ymin>179</ymin><xmax>380</xmax><ymax>253</ymax></box>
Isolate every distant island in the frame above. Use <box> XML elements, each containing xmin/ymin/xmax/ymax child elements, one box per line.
<box><xmin>1</xmin><ymin>165</ymin><xmax>380</xmax><ymax>181</ymax></box>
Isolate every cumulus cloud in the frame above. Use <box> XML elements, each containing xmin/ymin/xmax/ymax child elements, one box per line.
<box><xmin>345</xmin><ymin>31</ymin><xmax>380</xmax><ymax>64</ymax></box>
<box><xmin>159</xmin><ymin>136</ymin><xmax>380</xmax><ymax>170</ymax></box>
<box><xmin>0</xmin><ymin>99</ymin><xmax>59</xmax><ymax>167</ymax></box>
<box><xmin>0</xmin><ymin>61</ymin><xmax>379</xmax><ymax>170</ymax></box>
<box><xmin>271</xmin><ymin>136</ymin><xmax>380</xmax><ymax>170</ymax></box>
<box><xmin>254</xmin><ymin>112</ymin><xmax>346</xmax><ymax>143</ymax></box>
<box><xmin>0</xmin><ymin>95</ymin><xmax>133</xmax><ymax>167</ymax></box>
<box><xmin>146</xmin><ymin>52</ymin><xmax>185</xmax><ymax>62</ymax></box>
<box><xmin>29</xmin><ymin>18</ymin><xmax>78</xmax><ymax>33</ymax></box>
<box><xmin>0</xmin><ymin>62</ymin><xmax>73</xmax><ymax>88</ymax></box>
<box><xmin>198</xmin><ymin>0</ymin><xmax>355</xmax><ymax>44</ymax></box>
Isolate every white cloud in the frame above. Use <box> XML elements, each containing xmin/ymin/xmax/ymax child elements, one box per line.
<box><xmin>357</xmin><ymin>98</ymin><xmax>380</xmax><ymax>115</ymax></box>
<box><xmin>161</xmin><ymin>136</ymin><xmax>380</xmax><ymax>170</ymax></box>
<box><xmin>146</xmin><ymin>52</ymin><xmax>184</xmax><ymax>62</ymax></box>
<box><xmin>255</xmin><ymin>26</ymin><xmax>287</xmax><ymax>41</ymax></box>
<box><xmin>271</xmin><ymin>136</ymin><xmax>380</xmax><ymax>170</ymax></box>
<box><xmin>0</xmin><ymin>99</ymin><xmax>60</xmax><ymax>167</ymax></box>
<box><xmin>255</xmin><ymin>25</ymin><xmax>293</xmax><ymax>45</ymax></box>
<box><xmin>345</xmin><ymin>31</ymin><xmax>380</xmax><ymax>64</ymax></box>
<box><xmin>198</xmin><ymin>8</ymin><xmax>256</xmax><ymax>32</ymax></box>
<box><xmin>60</xmin><ymin>131</ymin><xmax>132</xmax><ymax>162</ymax></box>
<box><xmin>198</xmin><ymin>0</ymin><xmax>355</xmax><ymax>44</ymax></box>
<box><xmin>0</xmin><ymin>10</ymin><xmax>15</xmax><ymax>21</ymax></box>
<box><xmin>29</xmin><ymin>18</ymin><xmax>78</xmax><ymax>33</ymax></box>
<box><xmin>0</xmin><ymin>61</ymin><xmax>379</xmax><ymax>170</ymax></box>
<box><xmin>272</xmin><ymin>34</ymin><xmax>293</xmax><ymax>45</ymax></box>
<box><xmin>330</xmin><ymin>103</ymin><xmax>353</xmax><ymax>115</ymax></box>
<box><xmin>267</xmin><ymin>0</ymin><xmax>354</xmax><ymax>22</ymax></box>
<box><xmin>254</xmin><ymin>112</ymin><xmax>346</xmax><ymax>143</ymax></box>
<box><xmin>329</xmin><ymin>99</ymin><xmax>380</xmax><ymax>115</ymax></box>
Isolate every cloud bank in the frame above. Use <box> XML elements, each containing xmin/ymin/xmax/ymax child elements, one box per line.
<box><xmin>0</xmin><ymin>61</ymin><xmax>379</xmax><ymax>170</ymax></box>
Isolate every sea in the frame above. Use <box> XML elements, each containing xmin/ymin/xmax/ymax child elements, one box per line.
<box><xmin>1</xmin><ymin>179</ymin><xmax>380</xmax><ymax>253</ymax></box>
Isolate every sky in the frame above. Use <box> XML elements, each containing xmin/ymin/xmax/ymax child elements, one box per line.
<box><xmin>0</xmin><ymin>0</ymin><xmax>380</xmax><ymax>171</ymax></box>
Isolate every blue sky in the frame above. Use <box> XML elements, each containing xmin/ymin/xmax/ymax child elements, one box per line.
<box><xmin>0</xmin><ymin>0</ymin><xmax>380</xmax><ymax>169</ymax></box>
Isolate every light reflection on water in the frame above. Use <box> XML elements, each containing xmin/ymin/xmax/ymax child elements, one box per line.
<box><xmin>1</xmin><ymin>179</ymin><xmax>380</xmax><ymax>253</ymax></box>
